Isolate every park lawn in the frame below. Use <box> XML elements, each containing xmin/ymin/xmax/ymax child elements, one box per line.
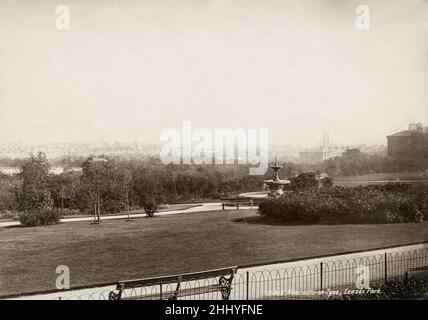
<box><xmin>0</xmin><ymin>209</ymin><xmax>427</xmax><ymax>297</ymax></box>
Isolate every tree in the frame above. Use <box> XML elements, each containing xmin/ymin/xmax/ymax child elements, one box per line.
<box><xmin>16</xmin><ymin>152</ymin><xmax>61</xmax><ymax>226</ymax></box>
<box><xmin>81</xmin><ymin>157</ymin><xmax>132</xmax><ymax>221</ymax></box>
<box><xmin>18</xmin><ymin>152</ymin><xmax>53</xmax><ymax>211</ymax></box>
<box><xmin>0</xmin><ymin>173</ymin><xmax>18</xmax><ymax>213</ymax></box>
<box><xmin>81</xmin><ymin>157</ymin><xmax>110</xmax><ymax>222</ymax></box>
<box><xmin>102</xmin><ymin>164</ymin><xmax>132</xmax><ymax>214</ymax></box>
<box><xmin>116</xmin><ymin>167</ymin><xmax>133</xmax><ymax>218</ymax></box>
<box><xmin>49</xmin><ymin>170</ymin><xmax>81</xmax><ymax>213</ymax></box>
<box><xmin>132</xmin><ymin>165</ymin><xmax>163</xmax><ymax>217</ymax></box>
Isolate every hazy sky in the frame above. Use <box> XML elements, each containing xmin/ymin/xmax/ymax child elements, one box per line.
<box><xmin>0</xmin><ymin>0</ymin><xmax>427</xmax><ymax>147</ymax></box>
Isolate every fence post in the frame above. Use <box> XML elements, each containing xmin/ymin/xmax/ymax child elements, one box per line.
<box><xmin>320</xmin><ymin>262</ymin><xmax>323</xmax><ymax>291</ymax></box>
<box><xmin>384</xmin><ymin>252</ymin><xmax>388</xmax><ymax>284</ymax></box>
<box><xmin>246</xmin><ymin>271</ymin><xmax>249</xmax><ymax>300</ymax></box>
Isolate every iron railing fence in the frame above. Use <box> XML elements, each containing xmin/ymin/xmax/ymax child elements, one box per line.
<box><xmin>7</xmin><ymin>246</ymin><xmax>428</xmax><ymax>300</ymax></box>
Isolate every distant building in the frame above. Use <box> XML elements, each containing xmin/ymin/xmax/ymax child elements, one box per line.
<box><xmin>0</xmin><ymin>142</ymin><xmax>160</xmax><ymax>159</ymax></box>
<box><xmin>299</xmin><ymin>128</ymin><xmax>345</xmax><ymax>164</ymax></box>
<box><xmin>387</xmin><ymin>123</ymin><xmax>428</xmax><ymax>157</ymax></box>
<box><xmin>299</xmin><ymin>147</ymin><xmax>344</xmax><ymax>164</ymax></box>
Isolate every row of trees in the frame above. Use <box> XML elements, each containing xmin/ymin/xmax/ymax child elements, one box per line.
<box><xmin>1</xmin><ymin>148</ymin><xmax>427</xmax><ymax>225</ymax></box>
<box><xmin>309</xmin><ymin>149</ymin><xmax>428</xmax><ymax>177</ymax></box>
<box><xmin>0</xmin><ymin>152</ymin><xmax>267</xmax><ymax>224</ymax></box>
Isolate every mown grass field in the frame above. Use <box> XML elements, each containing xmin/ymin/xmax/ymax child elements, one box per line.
<box><xmin>0</xmin><ymin>209</ymin><xmax>427</xmax><ymax>297</ymax></box>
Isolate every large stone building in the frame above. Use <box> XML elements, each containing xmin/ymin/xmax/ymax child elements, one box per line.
<box><xmin>387</xmin><ymin>123</ymin><xmax>428</xmax><ymax>158</ymax></box>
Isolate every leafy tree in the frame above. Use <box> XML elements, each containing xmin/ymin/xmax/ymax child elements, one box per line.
<box><xmin>15</xmin><ymin>152</ymin><xmax>62</xmax><ymax>226</ymax></box>
<box><xmin>0</xmin><ymin>173</ymin><xmax>18</xmax><ymax>213</ymax></box>
<box><xmin>132</xmin><ymin>165</ymin><xmax>164</xmax><ymax>217</ymax></box>
<box><xmin>18</xmin><ymin>152</ymin><xmax>53</xmax><ymax>211</ymax></box>
<box><xmin>49</xmin><ymin>171</ymin><xmax>81</xmax><ymax>212</ymax></box>
<box><xmin>102</xmin><ymin>165</ymin><xmax>132</xmax><ymax>214</ymax></box>
<box><xmin>81</xmin><ymin>157</ymin><xmax>132</xmax><ymax>221</ymax></box>
<box><xmin>81</xmin><ymin>157</ymin><xmax>111</xmax><ymax>222</ymax></box>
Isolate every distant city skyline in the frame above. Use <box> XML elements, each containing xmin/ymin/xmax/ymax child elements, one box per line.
<box><xmin>0</xmin><ymin>138</ymin><xmax>387</xmax><ymax>161</ymax></box>
<box><xmin>1</xmin><ymin>0</ymin><xmax>427</xmax><ymax>146</ymax></box>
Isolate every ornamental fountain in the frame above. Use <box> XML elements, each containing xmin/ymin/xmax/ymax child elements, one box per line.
<box><xmin>238</xmin><ymin>157</ymin><xmax>290</xmax><ymax>200</ymax></box>
<box><xmin>263</xmin><ymin>157</ymin><xmax>290</xmax><ymax>197</ymax></box>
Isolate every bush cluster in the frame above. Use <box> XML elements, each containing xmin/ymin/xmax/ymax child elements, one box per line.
<box><xmin>142</xmin><ymin>197</ymin><xmax>159</xmax><ymax>217</ymax></box>
<box><xmin>332</xmin><ymin>277</ymin><xmax>428</xmax><ymax>300</ymax></box>
<box><xmin>259</xmin><ymin>184</ymin><xmax>426</xmax><ymax>224</ymax></box>
<box><xmin>19</xmin><ymin>208</ymin><xmax>61</xmax><ymax>227</ymax></box>
<box><xmin>0</xmin><ymin>210</ymin><xmax>18</xmax><ymax>220</ymax></box>
<box><xmin>59</xmin><ymin>208</ymin><xmax>81</xmax><ymax>216</ymax></box>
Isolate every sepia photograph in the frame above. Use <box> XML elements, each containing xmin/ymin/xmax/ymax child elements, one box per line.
<box><xmin>0</xmin><ymin>0</ymin><xmax>427</xmax><ymax>311</ymax></box>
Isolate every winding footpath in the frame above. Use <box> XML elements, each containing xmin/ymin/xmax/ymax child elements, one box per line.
<box><xmin>0</xmin><ymin>203</ymin><xmax>252</xmax><ymax>228</ymax></box>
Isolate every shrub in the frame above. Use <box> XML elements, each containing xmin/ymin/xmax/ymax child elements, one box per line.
<box><xmin>290</xmin><ymin>172</ymin><xmax>319</xmax><ymax>190</ymax></box>
<box><xmin>0</xmin><ymin>210</ymin><xmax>18</xmax><ymax>220</ymax></box>
<box><xmin>319</xmin><ymin>176</ymin><xmax>334</xmax><ymax>188</ymax></box>
<box><xmin>142</xmin><ymin>198</ymin><xmax>159</xmax><ymax>217</ymax></box>
<box><xmin>377</xmin><ymin>277</ymin><xmax>428</xmax><ymax>299</ymax></box>
<box><xmin>333</xmin><ymin>277</ymin><xmax>428</xmax><ymax>300</ymax></box>
<box><xmin>59</xmin><ymin>208</ymin><xmax>81</xmax><ymax>217</ymax></box>
<box><xmin>386</xmin><ymin>198</ymin><xmax>424</xmax><ymax>223</ymax></box>
<box><xmin>259</xmin><ymin>184</ymin><xmax>427</xmax><ymax>224</ymax></box>
<box><xmin>101</xmin><ymin>198</ymin><xmax>126</xmax><ymax>214</ymax></box>
<box><xmin>19</xmin><ymin>208</ymin><xmax>61</xmax><ymax>227</ymax></box>
<box><xmin>411</xmin><ymin>185</ymin><xmax>428</xmax><ymax>221</ymax></box>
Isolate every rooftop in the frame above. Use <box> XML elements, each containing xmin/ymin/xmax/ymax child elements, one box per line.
<box><xmin>387</xmin><ymin>130</ymin><xmax>413</xmax><ymax>137</ymax></box>
<box><xmin>388</xmin><ymin>129</ymin><xmax>428</xmax><ymax>137</ymax></box>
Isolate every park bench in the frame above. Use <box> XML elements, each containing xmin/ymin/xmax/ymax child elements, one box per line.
<box><xmin>108</xmin><ymin>266</ymin><xmax>238</xmax><ymax>300</ymax></box>
<box><xmin>221</xmin><ymin>197</ymin><xmax>253</xmax><ymax>210</ymax></box>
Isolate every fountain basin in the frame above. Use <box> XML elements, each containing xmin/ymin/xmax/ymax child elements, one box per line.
<box><xmin>238</xmin><ymin>191</ymin><xmax>270</xmax><ymax>199</ymax></box>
